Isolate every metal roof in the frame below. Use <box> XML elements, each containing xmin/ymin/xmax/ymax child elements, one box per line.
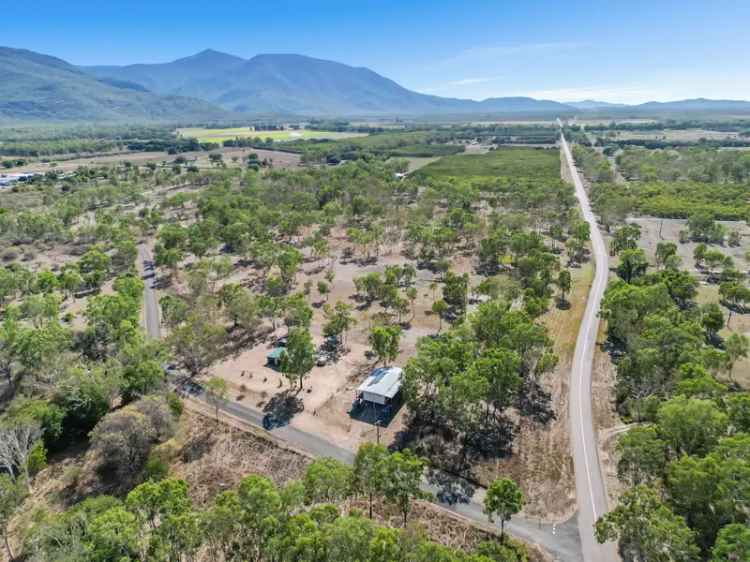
<box><xmin>357</xmin><ymin>367</ymin><xmax>403</xmax><ymax>399</ymax></box>
<box><xmin>267</xmin><ymin>347</ymin><xmax>286</xmax><ymax>360</ymax></box>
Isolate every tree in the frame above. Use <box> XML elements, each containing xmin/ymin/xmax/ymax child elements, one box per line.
<box><xmin>442</xmin><ymin>271</ymin><xmax>469</xmax><ymax>319</ymax></box>
<box><xmin>725</xmin><ymin>393</ymin><xmax>750</xmax><ymax>433</ymax></box>
<box><xmin>595</xmin><ymin>485</ymin><xmax>699</xmax><ymax>562</ymax></box>
<box><xmin>0</xmin><ymin>421</ymin><xmax>42</xmax><ymax>492</ymax></box>
<box><xmin>322</xmin><ymin>301</ymin><xmax>354</xmax><ymax>349</ymax></box>
<box><xmin>0</xmin><ymin>309</ymin><xmax>19</xmax><ymax>384</ymax></box>
<box><xmin>89</xmin><ymin>397</ymin><xmax>175</xmax><ymax>487</ymax></box>
<box><xmin>612</xmin><ymin>224</ymin><xmax>641</xmax><ymax>255</ymax></box>
<box><xmin>58</xmin><ymin>267</ymin><xmax>83</xmax><ymax>299</ymax></box>
<box><xmin>557</xmin><ymin>269</ymin><xmax>571</xmax><ymax>305</ymax></box>
<box><xmin>703</xmin><ymin>250</ymin><xmax>732</xmax><ymax>282</ymax></box>
<box><xmin>431</xmin><ymin>299</ymin><xmax>448</xmax><ymax>333</ymax></box>
<box><xmin>0</xmin><ymin>474</ymin><xmax>25</xmax><ymax>561</ymax></box>
<box><xmin>406</xmin><ymin>287</ymin><xmax>418</xmax><ymax>321</ymax></box>
<box><xmin>701</xmin><ymin>303</ymin><xmax>724</xmax><ymax>339</ymax></box>
<box><xmin>616</xmin><ymin>249</ymin><xmax>648</xmax><ymax>283</ymax></box>
<box><xmin>225</xmin><ymin>287</ymin><xmax>261</xmax><ymax>336</ymax></box>
<box><xmin>655</xmin><ymin>241</ymin><xmax>678</xmax><ymax>270</ymax></box>
<box><xmin>154</xmin><ymin>243</ymin><xmax>183</xmax><ymax>281</ymax></box>
<box><xmin>283</xmin><ymin>293</ymin><xmax>313</xmax><ymax>334</ymax></box>
<box><xmin>317</xmin><ymin>280</ymin><xmax>330</xmax><ymax>302</ymax></box>
<box><xmin>483</xmin><ymin>478</ymin><xmax>524</xmax><ymax>543</ymax></box>
<box><xmin>86</xmin><ymin>505</ymin><xmax>142</xmax><ymax>562</ymax></box>
<box><xmin>711</xmin><ymin>523</ymin><xmax>750</xmax><ymax>562</ymax></box>
<box><xmin>657</xmin><ymin>396</ymin><xmax>728</xmax><ymax>457</ymax></box>
<box><xmin>79</xmin><ymin>246</ymin><xmax>111</xmax><ymax>290</ymax></box>
<box><xmin>694</xmin><ymin>243</ymin><xmax>708</xmax><ymax>268</ymax></box>
<box><xmin>379</xmin><ymin>449</ymin><xmax>425</xmax><ymax>526</ymax></box>
<box><xmin>53</xmin><ymin>365</ymin><xmax>118</xmax><ymax>443</ymax></box>
<box><xmin>205</xmin><ymin>377</ymin><xmax>228</xmax><ymax>421</ymax></box>
<box><xmin>280</xmin><ymin>328</ymin><xmax>315</xmax><ymax>393</ymax></box>
<box><xmin>168</xmin><ymin>312</ymin><xmax>225</xmax><ymax>376</ymax></box>
<box><xmin>303</xmin><ymin>457</ymin><xmax>352</xmax><ymax>505</ymax></box>
<box><xmin>615</xmin><ymin>425</ymin><xmax>667</xmax><ymax>485</ymax></box>
<box><xmin>724</xmin><ymin>332</ymin><xmax>749</xmax><ymax>382</ymax></box>
<box><xmin>368</xmin><ymin>325</ymin><xmax>401</xmax><ymax>367</ymax></box>
<box><xmin>352</xmin><ymin>442</ymin><xmax>388</xmax><ymax>519</ymax></box>
<box><xmin>84</xmin><ymin>292</ymin><xmax>141</xmax><ymax>358</ymax></box>
<box><xmin>117</xmin><ymin>337</ymin><xmax>166</xmax><ymax>403</ymax></box>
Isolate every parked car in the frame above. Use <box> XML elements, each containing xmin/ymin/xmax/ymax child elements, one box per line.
<box><xmin>315</xmin><ymin>352</ymin><xmax>329</xmax><ymax>367</ymax></box>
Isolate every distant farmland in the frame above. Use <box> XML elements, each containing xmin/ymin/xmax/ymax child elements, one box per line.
<box><xmin>176</xmin><ymin>127</ymin><xmax>365</xmax><ymax>144</ymax></box>
<box><xmin>416</xmin><ymin>146</ymin><xmax>561</xmax><ymax>180</ymax></box>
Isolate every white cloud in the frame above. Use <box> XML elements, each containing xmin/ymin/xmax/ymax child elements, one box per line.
<box><xmin>432</xmin><ymin>41</ymin><xmax>585</xmax><ymax>69</ymax></box>
<box><xmin>418</xmin><ymin>75</ymin><xmax>504</xmax><ymax>94</ymax></box>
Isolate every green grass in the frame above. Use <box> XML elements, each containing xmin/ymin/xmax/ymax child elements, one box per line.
<box><xmin>387</xmin><ymin>143</ymin><xmax>464</xmax><ymax>157</ymax></box>
<box><xmin>416</xmin><ymin>146</ymin><xmax>561</xmax><ymax>181</ymax></box>
<box><xmin>282</xmin><ymin>131</ymin><xmax>432</xmax><ymax>153</ymax></box>
<box><xmin>176</xmin><ymin>127</ymin><xmax>365</xmax><ymax>144</ymax></box>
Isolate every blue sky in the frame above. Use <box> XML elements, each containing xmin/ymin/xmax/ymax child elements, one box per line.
<box><xmin>4</xmin><ymin>0</ymin><xmax>749</xmax><ymax>103</ymax></box>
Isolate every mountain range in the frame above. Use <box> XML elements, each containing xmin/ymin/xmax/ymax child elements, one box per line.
<box><xmin>85</xmin><ymin>50</ymin><xmax>576</xmax><ymax>116</ymax></box>
<box><xmin>2</xmin><ymin>46</ymin><xmax>750</xmax><ymax>122</ymax></box>
<box><xmin>0</xmin><ymin>47</ymin><xmax>229</xmax><ymax>123</ymax></box>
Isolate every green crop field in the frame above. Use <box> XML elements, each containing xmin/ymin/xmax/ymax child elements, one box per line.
<box><xmin>416</xmin><ymin>146</ymin><xmax>560</xmax><ymax>180</ymax></box>
<box><xmin>176</xmin><ymin>127</ymin><xmax>366</xmax><ymax>144</ymax></box>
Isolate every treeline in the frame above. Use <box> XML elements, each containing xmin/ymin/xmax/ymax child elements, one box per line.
<box><xmin>0</xmin><ymin>124</ymin><xmax>221</xmax><ymax>158</ymax></box>
<box><xmin>595</xmin><ymin>226</ymin><xmax>750</xmax><ymax>561</ymax></box>
<box><xmin>589</xmin><ymin>180</ymin><xmax>749</xmax><ymax>221</ymax></box>
<box><xmin>574</xmin><ymin>119</ymin><xmax>750</xmax><ymax>133</ymax></box>
<box><xmin>18</xmin><ymin>453</ymin><xmax>529</xmax><ymax>562</ymax></box>
<box><xmin>616</xmin><ymin>146</ymin><xmax>750</xmax><ymax>183</ymax></box>
<box><xmin>602</xmin><ymin>138</ymin><xmax>750</xmax><ymax>150</ymax></box>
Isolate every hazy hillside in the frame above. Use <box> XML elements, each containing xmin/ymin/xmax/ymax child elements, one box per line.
<box><xmin>634</xmin><ymin>98</ymin><xmax>750</xmax><ymax>112</ymax></box>
<box><xmin>0</xmin><ymin>47</ymin><xmax>228</xmax><ymax>122</ymax></box>
<box><xmin>85</xmin><ymin>50</ymin><xmax>577</xmax><ymax>116</ymax></box>
<box><xmin>567</xmin><ymin>100</ymin><xmax>628</xmax><ymax>109</ymax></box>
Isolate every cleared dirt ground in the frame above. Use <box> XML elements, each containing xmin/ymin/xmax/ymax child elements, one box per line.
<box><xmin>11</xmin><ymin>146</ymin><xmax>301</xmax><ymax>174</ymax></box>
<box><xmin>627</xmin><ymin>217</ymin><xmax>750</xmax><ymax>272</ymax></box>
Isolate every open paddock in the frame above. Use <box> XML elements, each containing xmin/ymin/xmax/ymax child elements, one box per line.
<box><xmin>177</xmin><ymin>127</ymin><xmax>366</xmax><ymax>144</ymax></box>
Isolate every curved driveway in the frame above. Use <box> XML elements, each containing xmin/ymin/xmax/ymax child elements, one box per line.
<box><xmin>560</xmin><ymin>133</ymin><xmax>618</xmax><ymax>561</ymax></box>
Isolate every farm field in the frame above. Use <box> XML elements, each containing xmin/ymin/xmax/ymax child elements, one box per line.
<box><xmin>177</xmin><ymin>126</ymin><xmax>366</xmax><ymax>143</ymax></box>
<box><xmin>416</xmin><ymin>146</ymin><xmax>561</xmax><ymax>180</ymax></box>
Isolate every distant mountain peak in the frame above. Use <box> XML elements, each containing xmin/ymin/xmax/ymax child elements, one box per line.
<box><xmin>175</xmin><ymin>48</ymin><xmax>245</xmax><ymax>66</ymax></box>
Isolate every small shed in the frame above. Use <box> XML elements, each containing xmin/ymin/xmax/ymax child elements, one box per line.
<box><xmin>357</xmin><ymin>367</ymin><xmax>403</xmax><ymax>406</ymax></box>
<box><xmin>267</xmin><ymin>347</ymin><xmax>286</xmax><ymax>367</ymax></box>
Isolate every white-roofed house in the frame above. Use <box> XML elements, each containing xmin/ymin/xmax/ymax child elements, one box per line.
<box><xmin>356</xmin><ymin>366</ymin><xmax>403</xmax><ymax>406</ymax></box>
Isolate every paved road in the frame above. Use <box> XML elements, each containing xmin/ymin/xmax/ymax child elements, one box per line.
<box><xmin>192</xmin><ymin>391</ymin><xmax>582</xmax><ymax>561</ymax></box>
<box><xmin>560</xmin><ymin>133</ymin><xmax>618</xmax><ymax>561</ymax></box>
<box><xmin>138</xmin><ymin>244</ymin><xmax>161</xmax><ymax>339</ymax></box>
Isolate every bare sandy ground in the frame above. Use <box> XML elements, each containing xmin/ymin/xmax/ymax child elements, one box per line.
<box><xmin>12</xmin><ymin>147</ymin><xmax>301</xmax><ymax>174</ymax></box>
